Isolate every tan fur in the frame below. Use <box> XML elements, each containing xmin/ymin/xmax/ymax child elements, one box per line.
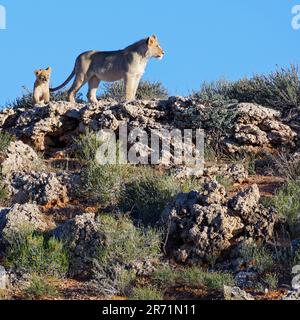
<box><xmin>50</xmin><ymin>35</ymin><xmax>164</xmax><ymax>103</ymax></box>
<box><xmin>33</xmin><ymin>67</ymin><xmax>51</xmax><ymax>105</ymax></box>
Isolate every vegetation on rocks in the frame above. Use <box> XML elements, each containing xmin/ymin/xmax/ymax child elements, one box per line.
<box><xmin>1</xmin><ymin>67</ymin><xmax>300</xmax><ymax>300</ymax></box>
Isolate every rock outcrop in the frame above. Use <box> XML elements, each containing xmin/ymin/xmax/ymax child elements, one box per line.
<box><xmin>0</xmin><ymin>204</ymin><xmax>49</xmax><ymax>242</ymax></box>
<box><xmin>52</xmin><ymin>213</ymin><xmax>105</xmax><ymax>280</ymax></box>
<box><xmin>225</xmin><ymin>103</ymin><xmax>297</xmax><ymax>154</ymax></box>
<box><xmin>161</xmin><ymin>181</ymin><xmax>277</xmax><ymax>264</ymax></box>
<box><xmin>0</xmin><ymin>99</ymin><xmax>296</xmax><ymax>156</ymax></box>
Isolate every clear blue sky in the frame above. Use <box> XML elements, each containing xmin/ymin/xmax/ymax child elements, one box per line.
<box><xmin>0</xmin><ymin>0</ymin><xmax>299</xmax><ymax>106</ymax></box>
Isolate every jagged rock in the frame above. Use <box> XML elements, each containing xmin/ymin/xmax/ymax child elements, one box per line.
<box><xmin>0</xmin><ymin>266</ymin><xmax>9</xmax><ymax>290</ymax></box>
<box><xmin>161</xmin><ymin>181</ymin><xmax>244</xmax><ymax>263</ymax></box>
<box><xmin>225</xmin><ymin>103</ymin><xmax>296</xmax><ymax>154</ymax></box>
<box><xmin>230</xmin><ymin>185</ymin><xmax>260</xmax><ymax>218</ymax></box>
<box><xmin>52</xmin><ymin>213</ymin><xmax>105</xmax><ymax>280</ymax></box>
<box><xmin>224</xmin><ymin>286</ymin><xmax>254</xmax><ymax>300</ymax></box>
<box><xmin>203</xmin><ymin>164</ymin><xmax>248</xmax><ymax>184</ymax></box>
<box><xmin>1</xmin><ymin>141</ymin><xmax>44</xmax><ymax>175</ymax></box>
<box><xmin>7</xmin><ymin>171</ymin><xmax>68</xmax><ymax>205</ymax></box>
<box><xmin>1</xmin><ymin>99</ymin><xmax>296</xmax><ymax>157</ymax></box>
<box><xmin>162</xmin><ymin>182</ymin><xmax>276</xmax><ymax>264</ymax></box>
<box><xmin>283</xmin><ymin>291</ymin><xmax>300</xmax><ymax>300</ymax></box>
<box><xmin>225</xmin><ymin>164</ymin><xmax>248</xmax><ymax>184</ymax></box>
<box><xmin>229</xmin><ymin>185</ymin><xmax>277</xmax><ymax>239</ymax></box>
<box><xmin>0</xmin><ymin>204</ymin><xmax>48</xmax><ymax>242</ymax></box>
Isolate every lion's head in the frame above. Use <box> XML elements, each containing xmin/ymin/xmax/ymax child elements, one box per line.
<box><xmin>34</xmin><ymin>67</ymin><xmax>52</xmax><ymax>82</ymax></box>
<box><xmin>147</xmin><ymin>35</ymin><xmax>165</xmax><ymax>59</ymax></box>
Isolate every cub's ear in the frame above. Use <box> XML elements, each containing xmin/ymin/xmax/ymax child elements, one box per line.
<box><xmin>147</xmin><ymin>36</ymin><xmax>155</xmax><ymax>46</ymax></box>
<box><xmin>34</xmin><ymin>69</ymin><xmax>40</xmax><ymax>76</ymax></box>
<box><xmin>46</xmin><ymin>67</ymin><xmax>52</xmax><ymax>74</ymax></box>
<box><xmin>152</xmin><ymin>34</ymin><xmax>157</xmax><ymax>40</ymax></box>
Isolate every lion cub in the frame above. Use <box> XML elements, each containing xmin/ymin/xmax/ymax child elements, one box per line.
<box><xmin>33</xmin><ymin>67</ymin><xmax>51</xmax><ymax>105</ymax></box>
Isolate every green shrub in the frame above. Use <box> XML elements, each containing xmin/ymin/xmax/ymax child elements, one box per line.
<box><xmin>194</xmin><ymin>65</ymin><xmax>300</xmax><ymax>112</ymax></box>
<box><xmin>152</xmin><ymin>265</ymin><xmax>177</xmax><ymax>289</ymax></box>
<box><xmin>272</xmin><ymin>180</ymin><xmax>300</xmax><ymax>233</ymax></box>
<box><xmin>263</xmin><ymin>273</ymin><xmax>279</xmax><ymax>290</ymax></box>
<box><xmin>120</xmin><ymin>168</ymin><xmax>179</xmax><ymax>225</ymax></box>
<box><xmin>81</xmin><ymin>161</ymin><xmax>123</xmax><ymax>206</ymax></box>
<box><xmin>4</xmin><ymin>233</ymin><xmax>69</xmax><ymax>278</ymax></box>
<box><xmin>24</xmin><ymin>275</ymin><xmax>58</xmax><ymax>300</ymax></box>
<box><xmin>100</xmin><ymin>80</ymin><xmax>168</xmax><ymax>101</ymax></box>
<box><xmin>115</xmin><ymin>268</ymin><xmax>136</xmax><ymax>296</ymax></box>
<box><xmin>240</xmin><ymin>242</ymin><xmax>274</xmax><ymax>274</ymax></box>
<box><xmin>0</xmin><ymin>132</ymin><xmax>13</xmax><ymax>153</ymax></box>
<box><xmin>74</xmin><ymin>129</ymin><xmax>103</xmax><ymax>162</ymax></box>
<box><xmin>98</xmin><ymin>215</ymin><xmax>162</xmax><ymax>267</ymax></box>
<box><xmin>0</xmin><ymin>176</ymin><xmax>8</xmax><ymax>206</ymax></box>
<box><xmin>176</xmin><ymin>267</ymin><xmax>234</xmax><ymax>291</ymax></box>
<box><xmin>129</xmin><ymin>286</ymin><xmax>163</xmax><ymax>300</ymax></box>
<box><xmin>270</xmin><ymin>153</ymin><xmax>300</xmax><ymax>181</ymax></box>
<box><xmin>152</xmin><ymin>265</ymin><xmax>234</xmax><ymax>292</ymax></box>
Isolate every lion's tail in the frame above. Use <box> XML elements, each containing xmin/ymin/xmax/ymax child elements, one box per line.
<box><xmin>50</xmin><ymin>67</ymin><xmax>75</xmax><ymax>92</ymax></box>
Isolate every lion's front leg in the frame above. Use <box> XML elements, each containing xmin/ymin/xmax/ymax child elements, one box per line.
<box><xmin>124</xmin><ymin>75</ymin><xmax>136</xmax><ymax>101</ymax></box>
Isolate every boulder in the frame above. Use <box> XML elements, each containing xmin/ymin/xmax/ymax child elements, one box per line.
<box><xmin>0</xmin><ymin>204</ymin><xmax>48</xmax><ymax>242</ymax></box>
<box><xmin>52</xmin><ymin>213</ymin><xmax>105</xmax><ymax>280</ymax></box>
<box><xmin>162</xmin><ymin>181</ymin><xmax>276</xmax><ymax>264</ymax></box>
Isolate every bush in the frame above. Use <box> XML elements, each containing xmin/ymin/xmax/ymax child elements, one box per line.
<box><xmin>98</xmin><ymin>215</ymin><xmax>162</xmax><ymax>267</ymax></box>
<box><xmin>100</xmin><ymin>80</ymin><xmax>168</xmax><ymax>101</ymax></box>
<box><xmin>120</xmin><ymin>167</ymin><xmax>179</xmax><ymax>225</ymax></box>
<box><xmin>270</xmin><ymin>153</ymin><xmax>300</xmax><ymax>181</ymax></box>
<box><xmin>152</xmin><ymin>265</ymin><xmax>234</xmax><ymax>292</ymax></box>
<box><xmin>81</xmin><ymin>161</ymin><xmax>123</xmax><ymax>206</ymax></box>
<box><xmin>129</xmin><ymin>286</ymin><xmax>163</xmax><ymax>300</ymax></box>
<box><xmin>263</xmin><ymin>273</ymin><xmax>279</xmax><ymax>290</ymax></box>
<box><xmin>176</xmin><ymin>267</ymin><xmax>234</xmax><ymax>291</ymax></box>
<box><xmin>272</xmin><ymin>180</ymin><xmax>300</xmax><ymax>234</ymax></box>
<box><xmin>24</xmin><ymin>275</ymin><xmax>58</xmax><ymax>300</ymax></box>
<box><xmin>194</xmin><ymin>65</ymin><xmax>300</xmax><ymax>112</ymax></box>
<box><xmin>0</xmin><ymin>176</ymin><xmax>8</xmax><ymax>206</ymax></box>
<box><xmin>0</xmin><ymin>132</ymin><xmax>13</xmax><ymax>154</ymax></box>
<box><xmin>240</xmin><ymin>242</ymin><xmax>274</xmax><ymax>274</ymax></box>
<box><xmin>4</xmin><ymin>233</ymin><xmax>69</xmax><ymax>278</ymax></box>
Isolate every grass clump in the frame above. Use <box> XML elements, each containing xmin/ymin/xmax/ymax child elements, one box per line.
<box><xmin>100</xmin><ymin>80</ymin><xmax>168</xmax><ymax>101</ymax></box>
<box><xmin>4</xmin><ymin>233</ymin><xmax>69</xmax><ymax>278</ymax></box>
<box><xmin>271</xmin><ymin>180</ymin><xmax>300</xmax><ymax>234</ymax></box>
<box><xmin>98</xmin><ymin>214</ymin><xmax>162</xmax><ymax>268</ymax></box>
<box><xmin>152</xmin><ymin>265</ymin><xmax>234</xmax><ymax>292</ymax></box>
<box><xmin>0</xmin><ymin>132</ymin><xmax>13</xmax><ymax>154</ymax></box>
<box><xmin>129</xmin><ymin>286</ymin><xmax>164</xmax><ymax>300</ymax></box>
<box><xmin>240</xmin><ymin>242</ymin><xmax>275</xmax><ymax>274</ymax></box>
<box><xmin>263</xmin><ymin>273</ymin><xmax>279</xmax><ymax>290</ymax></box>
<box><xmin>120</xmin><ymin>167</ymin><xmax>179</xmax><ymax>225</ymax></box>
<box><xmin>24</xmin><ymin>275</ymin><xmax>59</xmax><ymax>300</ymax></box>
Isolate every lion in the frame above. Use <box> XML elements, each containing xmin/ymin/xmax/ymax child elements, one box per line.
<box><xmin>50</xmin><ymin>35</ymin><xmax>164</xmax><ymax>103</ymax></box>
<box><xmin>33</xmin><ymin>67</ymin><xmax>51</xmax><ymax>105</ymax></box>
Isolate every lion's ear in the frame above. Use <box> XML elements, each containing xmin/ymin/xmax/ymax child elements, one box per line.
<box><xmin>46</xmin><ymin>67</ymin><xmax>52</xmax><ymax>74</ymax></box>
<box><xmin>34</xmin><ymin>69</ymin><xmax>40</xmax><ymax>76</ymax></box>
<box><xmin>147</xmin><ymin>36</ymin><xmax>155</xmax><ymax>46</ymax></box>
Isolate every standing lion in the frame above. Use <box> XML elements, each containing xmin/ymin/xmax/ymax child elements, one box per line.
<box><xmin>50</xmin><ymin>35</ymin><xmax>164</xmax><ymax>103</ymax></box>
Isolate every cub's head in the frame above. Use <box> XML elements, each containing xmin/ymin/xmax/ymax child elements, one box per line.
<box><xmin>147</xmin><ymin>35</ymin><xmax>165</xmax><ymax>59</ymax></box>
<box><xmin>34</xmin><ymin>67</ymin><xmax>52</xmax><ymax>82</ymax></box>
